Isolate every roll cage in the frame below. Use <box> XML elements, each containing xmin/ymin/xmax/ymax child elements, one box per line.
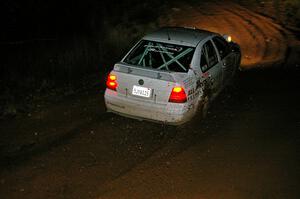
<box><xmin>124</xmin><ymin>40</ymin><xmax>195</xmax><ymax>72</ymax></box>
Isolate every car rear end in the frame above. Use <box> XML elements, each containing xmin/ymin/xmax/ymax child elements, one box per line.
<box><xmin>104</xmin><ymin>33</ymin><xmax>196</xmax><ymax>125</ymax></box>
<box><xmin>105</xmin><ymin>64</ymin><xmax>192</xmax><ymax>125</ymax></box>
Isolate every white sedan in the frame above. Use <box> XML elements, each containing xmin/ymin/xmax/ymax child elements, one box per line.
<box><xmin>104</xmin><ymin>27</ymin><xmax>241</xmax><ymax>125</ymax></box>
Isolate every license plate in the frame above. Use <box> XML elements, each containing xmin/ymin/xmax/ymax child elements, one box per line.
<box><xmin>132</xmin><ymin>85</ymin><xmax>151</xmax><ymax>98</ymax></box>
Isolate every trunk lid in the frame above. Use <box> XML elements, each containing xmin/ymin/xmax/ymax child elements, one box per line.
<box><xmin>112</xmin><ymin>63</ymin><xmax>181</xmax><ymax>104</ymax></box>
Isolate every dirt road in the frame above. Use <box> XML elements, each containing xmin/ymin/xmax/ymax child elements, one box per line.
<box><xmin>1</xmin><ymin>1</ymin><xmax>300</xmax><ymax>199</ymax></box>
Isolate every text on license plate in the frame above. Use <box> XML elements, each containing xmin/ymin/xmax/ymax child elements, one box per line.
<box><xmin>132</xmin><ymin>85</ymin><xmax>151</xmax><ymax>98</ymax></box>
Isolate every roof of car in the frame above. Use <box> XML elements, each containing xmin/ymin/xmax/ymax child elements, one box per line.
<box><xmin>143</xmin><ymin>27</ymin><xmax>217</xmax><ymax>47</ymax></box>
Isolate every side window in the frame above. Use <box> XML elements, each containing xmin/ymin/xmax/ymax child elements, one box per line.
<box><xmin>212</xmin><ymin>36</ymin><xmax>229</xmax><ymax>59</ymax></box>
<box><xmin>200</xmin><ymin>41</ymin><xmax>218</xmax><ymax>72</ymax></box>
<box><xmin>206</xmin><ymin>40</ymin><xmax>218</xmax><ymax>67</ymax></box>
<box><xmin>200</xmin><ymin>48</ymin><xmax>209</xmax><ymax>72</ymax></box>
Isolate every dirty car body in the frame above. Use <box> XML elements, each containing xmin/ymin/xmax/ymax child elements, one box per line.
<box><xmin>104</xmin><ymin>27</ymin><xmax>241</xmax><ymax>125</ymax></box>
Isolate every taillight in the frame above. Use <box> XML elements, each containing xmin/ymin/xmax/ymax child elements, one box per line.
<box><xmin>169</xmin><ymin>86</ymin><xmax>187</xmax><ymax>103</ymax></box>
<box><xmin>106</xmin><ymin>73</ymin><xmax>118</xmax><ymax>91</ymax></box>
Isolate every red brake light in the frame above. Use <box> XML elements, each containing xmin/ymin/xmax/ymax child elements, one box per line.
<box><xmin>169</xmin><ymin>86</ymin><xmax>187</xmax><ymax>103</ymax></box>
<box><xmin>106</xmin><ymin>74</ymin><xmax>118</xmax><ymax>91</ymax></box>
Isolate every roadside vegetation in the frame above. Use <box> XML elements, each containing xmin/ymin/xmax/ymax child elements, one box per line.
<box><xmin>236</xmin><ymin>0</ymin><xmax>300</xmax><ymax>27</ymax></box>
<box><xmin>285</xmin><ymin>0</ymin><xmax>300</xmax><ymax>27</ymax></box>
<box><xmin>0</xmin><ymin>0</ymin><xmax>164</xmax><ymax>119</ymax></box>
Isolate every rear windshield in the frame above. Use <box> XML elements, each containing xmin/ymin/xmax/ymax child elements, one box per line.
<box><xmin>123</xmin><ymin>40</ymin><xmax>195</xmax><ymax>72</ymax></box>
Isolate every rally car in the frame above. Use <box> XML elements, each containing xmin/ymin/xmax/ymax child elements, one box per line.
<box><xmin>104</xmin><ymin>27</ymin><xmax>241</xmax><ymax>125</ymax></box>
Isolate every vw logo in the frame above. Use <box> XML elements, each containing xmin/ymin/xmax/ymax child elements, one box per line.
<box><xmin>138</xmin><ymin>79</ymin><xmax>144</xmax><ymax>85</ymax></box>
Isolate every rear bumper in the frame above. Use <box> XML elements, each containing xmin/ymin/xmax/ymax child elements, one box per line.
<box><xmin>104</xmin><ymin>89</ymin><xmax>191</xmax><ymax>125</ymax></box>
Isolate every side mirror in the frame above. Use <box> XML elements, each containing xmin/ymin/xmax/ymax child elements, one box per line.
<box><xmin>223</xmin><ymin>34</ymin><xmax>232</xmax><ymax>43</ymax></box>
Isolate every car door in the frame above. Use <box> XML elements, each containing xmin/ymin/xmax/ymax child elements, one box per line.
<box><xmin>199</xmin><ymin>40</ymin><xmax>222</xmax><ymax>97</ymax></box>
<box><xmin>212</xmin><ymin>36</ymin><xmax>236</xmax><ymax>85</ymax></box>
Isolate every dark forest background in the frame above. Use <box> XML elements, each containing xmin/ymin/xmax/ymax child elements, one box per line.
<box><xmin>0</xmin><ymin>0</ymin><xmax>167</xmax><ymax>116</ymax></box>
<box><xmin>1</xmin><ymin>0</ymin><xmax>165</xmax><ymax>84</ymax></box>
